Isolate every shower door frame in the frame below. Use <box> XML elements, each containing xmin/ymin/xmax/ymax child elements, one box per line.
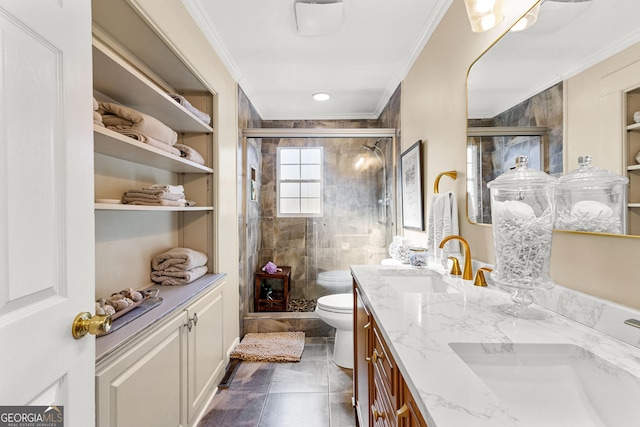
<box><xmin>241</xmin><ymin>128</ymin><xmax>398</xmax><ymax>320</ymax></box>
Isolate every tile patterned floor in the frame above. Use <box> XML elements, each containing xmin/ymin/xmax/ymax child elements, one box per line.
<box><xmin>198</xmin><ymin>338</ymin><xmax>356</xmax><ymax>427</ymax></box>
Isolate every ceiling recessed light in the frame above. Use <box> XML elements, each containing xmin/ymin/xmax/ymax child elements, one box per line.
<box><xmin>312</xmin><ymin>92</ymin><xmax>331</xmax><ymax>101</ymax></box>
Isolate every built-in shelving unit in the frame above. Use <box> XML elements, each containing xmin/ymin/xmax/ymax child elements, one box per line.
<box><xmin>625</xmin><ymin>89</ymin><xmax>640</xmax><ymax>233</ymax></box>
<box><xmin>91</xmin><ymin>1</ymin><xmax>224</xmax><ymax>426</ymax></box>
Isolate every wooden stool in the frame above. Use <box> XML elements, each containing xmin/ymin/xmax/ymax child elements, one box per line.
<box><xmin>254</xmin><ymin>266</ymin><xmax>291</xmax><ymax>312</ymax></box>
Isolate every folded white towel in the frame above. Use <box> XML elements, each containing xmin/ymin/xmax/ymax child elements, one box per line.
<box><xmin>151</xmin><ymin>265</ymin><xmax>208</xmax><ymax>285</ymax></box>
<box><xmin>152</xmin><ymin>247</ymin><xmax>208</xmax><ymax>271</ymax></box>
<box><xmin>169</xmin><ymin>94</ymin><xmax>211</xmax><ymax>126</ymax></box>
<box><xmin>426</xmin><ymin>191</ymin><xmax>460</xmax><ymax>263</ymax></box>
<box><xmin>93</xmin><ymin>97</ymin><xmax>99</xmax><ymax>111</ymax></box>
<box><xmin>145</xmin><ymin>184</ymin><xmax>185</xmax><ymax>194</ymax></box>
<box><xmin>98</xmin><ymin>102</ymin><xmax>178</xmax><ymax>146</ymax></box>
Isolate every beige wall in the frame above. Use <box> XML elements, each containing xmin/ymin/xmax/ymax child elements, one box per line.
<box><xmin>132</xmin><ymin>0</ymin><xmax>240</xmax><ymax>347</ymax></box>
<box><xmin>402</xmin><ymin>0</ymin><xmax>640</xmax><ymax>309</ymax></box>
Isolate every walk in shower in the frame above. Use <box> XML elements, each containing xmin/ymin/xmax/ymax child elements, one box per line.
<box><xmin>242</xmin><ymin>128</ymin><xmax>397</xmax><ymax>318</ymax></box>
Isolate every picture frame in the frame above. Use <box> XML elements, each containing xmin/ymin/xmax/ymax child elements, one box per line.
<box><xmin>400</xmin><ymin>140</ymin><xmax>424</xmax><ymax>230</ymax></box>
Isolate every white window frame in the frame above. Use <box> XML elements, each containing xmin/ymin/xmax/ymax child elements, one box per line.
<box><xmin>277</xmin><ymin>147</ymin><xmax>323</xmax><ymax>217</ymax></box>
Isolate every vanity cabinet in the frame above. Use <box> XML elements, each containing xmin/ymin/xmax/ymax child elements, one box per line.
<box><xmin>96</xmin><ymin>283</ymin><xmax>225</xmax><ymax>427</ymax></box>
<box><xmin>354</xmin><ymin>282</ymin><xmax>428</xmax><ymax>427</ymax></box>
<box><xmin>626</xmin><ymin>88</ymin><xmax>640</xmax><ymax>234</ymax></box>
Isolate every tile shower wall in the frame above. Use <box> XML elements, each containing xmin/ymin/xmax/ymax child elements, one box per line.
<box><xmin>257</xmin><ymin>132</ymin><xmax>388</xmax><ymax>303</ymax></box>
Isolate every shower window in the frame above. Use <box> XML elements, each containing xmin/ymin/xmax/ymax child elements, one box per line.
<box><xmin>277</xmin><ymin>147</ymin><xmax>323</xmax><ymax>217</ymax></box>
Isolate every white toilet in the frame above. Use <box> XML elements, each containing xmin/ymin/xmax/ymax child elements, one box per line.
<box><xmin>315</xmin><ymin>292</ymin><xmax>354</xmax><ymax>369</ymax></box>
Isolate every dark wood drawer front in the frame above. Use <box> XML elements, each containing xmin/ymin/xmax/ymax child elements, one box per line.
<box><xmin>372</xmin><ymin>324</ymin><xmax>397</xmax><ymax>398</ymax></box>
<box><xmin>372</xmin><ymin>366</ymin><xmax>395</xmax><ymax>427</ymax></box>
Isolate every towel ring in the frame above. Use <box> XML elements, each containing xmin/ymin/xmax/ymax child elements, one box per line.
<box><xmin>434</xmin><ymin>171</ymin><xmax>457</xmax><ymax>194</ymax></box>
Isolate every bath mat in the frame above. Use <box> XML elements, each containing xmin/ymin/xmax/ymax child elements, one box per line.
<box><xmin>230</xmin><ymin>332</ymin><xmax>305</xmax><ymax>362</ymax></box>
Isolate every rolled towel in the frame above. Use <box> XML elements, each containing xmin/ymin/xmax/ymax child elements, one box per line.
<box><xmin>174</xmin><ymin>143</ymin><xmax>205</xmax><ymax>165</ymax></box>
<box><xmin>169</xmin><ymin>94</ymin><xmax>211</xmax><ymax>126</ymax></box>
<box><xmin>106</xmin><ymin>125</ymin><xmax>181</xmax><ymax>157</ymax></box>
<box><xmin>152</xmin><ymin>247</ymin><xmax>208</xmax><ymax>271</ymax></box>
<box><xmin>98</xmin><ymin>102</ymin><xmax>178</xmax><ymax>146</ymax></box>
<box><xmin>151</xmin><ymin>265</ymin><xmax>208</xmax><ymax>286</ymax></box>
<box><xmin>93</xmin><ymin>97</ymin><xmax>99</xmax><ymax>111</ymax></box>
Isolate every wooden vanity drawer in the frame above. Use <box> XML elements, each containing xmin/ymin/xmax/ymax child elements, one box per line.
<box><xmin>372</xmin><ymin>322</ymin><xmax>397</xmax><ymax>398</ymax></box>
<box><xmin>372</xmin><ymin>365</ymin><xmax>396</xmax><ymax>427</ymax></box>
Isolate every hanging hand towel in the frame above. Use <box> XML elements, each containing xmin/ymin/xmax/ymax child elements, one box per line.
<box><xmin>426</xmin><ymin>191</ymin><xmax>460</xmax><ymax>262</ymax></box>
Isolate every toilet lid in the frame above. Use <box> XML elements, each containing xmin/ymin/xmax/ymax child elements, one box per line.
<box><xmin>317</xmin><ymin>293</ymin><xmax>353</xmax><ymax>313</ymax></box>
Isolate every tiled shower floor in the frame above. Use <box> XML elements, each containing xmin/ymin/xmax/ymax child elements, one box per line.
<box><xmin>198</xmin><ymin>338</ymin><xmax>356</xmax><ymax>427</ymax></box>
<box><xmin>288</xmin><ymin>298</ymin><xmax>317</xmax><ymax>312</ymax></box>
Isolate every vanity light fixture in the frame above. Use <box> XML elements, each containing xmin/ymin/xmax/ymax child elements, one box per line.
<box><xmin>312</xmin><ymin>92</ymin><xmax>331</xmax><ymax>101</ymax></box>
<box><xmin>511</xmin><ymin>3</ymin><xmax>540</xmax><ymax>32</ymax></box>
<box><xmin>463</xmin><ymin>0</ymin><xmax>505</xmax><ymax>32</ymax></box>
<box><xmin>294</xmin><ymin>0</ymin><xmax>344</xmax><ymax>36</ymax></box>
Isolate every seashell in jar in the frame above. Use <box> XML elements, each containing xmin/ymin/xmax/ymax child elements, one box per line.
<box><xmin>571</xmin><ymin>200</ymin><xmax>613</xmax><ymax>219</ymax></box>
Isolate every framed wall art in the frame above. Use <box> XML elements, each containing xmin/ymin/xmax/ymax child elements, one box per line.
<box><xmin>400</xmin><ymin>140</ymin><xmax>424</xmax><ymax>230</ymax></box>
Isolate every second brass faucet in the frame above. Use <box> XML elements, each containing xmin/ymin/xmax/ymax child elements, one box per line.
<box><xmin>439</xmin><ymin>235</ymin><xmax>472</xmax><ymax>280</ymax></box>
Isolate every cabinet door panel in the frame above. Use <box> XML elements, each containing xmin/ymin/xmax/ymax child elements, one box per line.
<box><xmin>187</xmin><ymin>285</ymin><xmax>225</xmax><ymax>424</ymax></box>
<box><xmin>96</xmin><ymin>313</ymin><xmax>187</xmax><ymax>427</ymax></box>
<box><xmin>354</xmin><ymin>286</ymin><xmax>372</xmax><ymax>427</ymax></box>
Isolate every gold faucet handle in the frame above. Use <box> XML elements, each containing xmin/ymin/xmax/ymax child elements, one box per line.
<box><xmin>473</xmin><ymin>267</ymin><xmax>493</xmax><ymax>287</ymax></box>
<box><xmin>448</xmin><ymin>256</ymin><xmax>462</xmax><ymax>276</ymax></box>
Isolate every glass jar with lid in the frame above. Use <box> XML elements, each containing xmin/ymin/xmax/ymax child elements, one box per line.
<box><xmin>487</xmin><ymin>155</ymin><xmax>558</xmax><ymax>318</ymax></box>
<box><xmin>555</xmin><ymin>155</ymin><xmax>628</xmax><ymax>234</ymax></box>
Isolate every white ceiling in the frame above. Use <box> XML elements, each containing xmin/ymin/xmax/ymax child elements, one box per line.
<box><xmin>182</xmin><ymin>0</ymin><xmax>453</xmax><ymax>120</ymax></box>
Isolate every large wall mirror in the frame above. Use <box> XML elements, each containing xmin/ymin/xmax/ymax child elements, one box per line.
<box><xmin>467</xmin><ymin>0</ymin><xmax>640</xmax><ymax>235</ymax></box>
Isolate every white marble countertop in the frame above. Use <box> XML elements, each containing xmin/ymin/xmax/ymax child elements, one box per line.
<box><xmin>350</xmin><ymin>265</ymin><xmax>640</xmax><ymax>427</ymax></box>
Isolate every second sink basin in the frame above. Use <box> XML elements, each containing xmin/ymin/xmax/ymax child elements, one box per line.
<box><xmin>449</xmin><ymin>342</ymin><xmax>640</xmax><ymax>427</ymax></box>
<box><xmin>378</xmin><ymin>268</ymin><xmax>460</xmax><ymax>293</ymax></box>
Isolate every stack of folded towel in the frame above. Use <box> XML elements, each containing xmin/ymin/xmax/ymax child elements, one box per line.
<box><xmin>97</xmin><ymin>101</ymin><xmax>181</xmax><ymax>157</ymax></box>
<box><xmin>122</xmin><ymin>184</ymin><xmax>191</xmax><ymax>207</ymax></box>
<box><xmin>93</xmin><ymin>98</ymin><xmax>104</xmax><ymax>127</ymax></box>
<box><xmin>151</xmin><ymin>247</ymin><xmax>208</xmax><ymax>286</ymax></box>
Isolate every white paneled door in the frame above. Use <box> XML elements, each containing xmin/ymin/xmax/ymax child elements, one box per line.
<box><xmin>0</xmin><ymin>0</ymin><xmax>95</xmax><ymax>425</ymax></box>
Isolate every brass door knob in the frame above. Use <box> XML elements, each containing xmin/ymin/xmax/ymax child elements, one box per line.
<box><xmin>72</xmin><ymin>312</ymin><xmax>111</xmax><ymax>339</ymax></box>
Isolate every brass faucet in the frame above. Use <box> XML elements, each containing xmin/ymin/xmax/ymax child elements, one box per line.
<box><xmin>448</xmin><ymin>256</ymin><xmax>462</xmax><ymax>276</ymax></box>
<box><xmin>439</xmin><ymin>235</ymin><xmax>473</xmax><ymax>280</ymax></box>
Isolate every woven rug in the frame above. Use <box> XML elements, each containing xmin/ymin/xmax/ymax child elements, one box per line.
<box><xmin>230</xmin><ymin>332</ymin><xmax>305</xmax><ymax>362</ymax></box>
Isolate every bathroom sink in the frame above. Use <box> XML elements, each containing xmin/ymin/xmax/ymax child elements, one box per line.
<box><xmin>378</xmin><ymin>268</ymin><xmax>460</xmax><ymax>293</ymax></box>
<box><xmin>449</xmin><ymin>342</ymin><xmax>640</xmax><ymax>427</ymax></box>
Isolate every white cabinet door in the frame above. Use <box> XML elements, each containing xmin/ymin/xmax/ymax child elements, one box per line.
<box><xmin>96</xmin><ymin>312</ymin><xmax>188</xmax><ymax>427</ymax></box>
<box><xmin>186</xmin><ymin>285</ymin><xmax>225</xmax><ymax>425</ymax></box>
<box><xmin>0</xmin><ymin>0</ymin><xmax>95</xmax><ymax>423</ymax></box>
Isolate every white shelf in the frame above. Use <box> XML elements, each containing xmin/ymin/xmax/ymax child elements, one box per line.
<box><xmin>95</xmin><ymin>203</ymin><xmax>214</xmax><ymax>212</ymax></box>
<box><xmin>94</xmin><ymin>126</ymin><xmax>213</xmax><ymax>174</ymax></box>
<box><xmin>627</xmin><ymin>122</ymin><xmax>640</xmax><ymax>131</ymax></box>
<box><xmin>92</xmin><ymin>40</ymin><xmax>213</xmax><ymax>134</ymax></box>
<box><xmin>627</xmin><ymin>164</ymin><xmax>640</xmax><ymax>171</ymax></box>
